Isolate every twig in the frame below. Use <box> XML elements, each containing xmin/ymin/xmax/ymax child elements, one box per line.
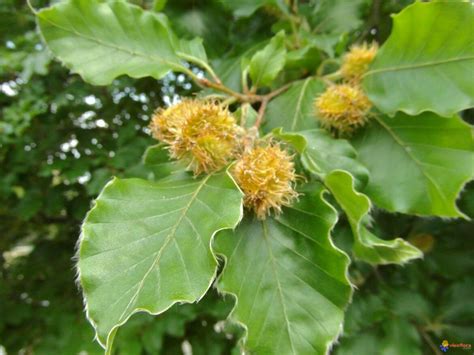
<box><xmin>264</xmin><ymin>82</ymin><xmax>293</xmax><ymax>100</ymax></box>
<box><xmin>254</xmin><ymin>99</ymin><xmax>269</xmax><ymax>129</ymax></box>
<box><xmin>418</xmin><ymin>326</ymin><xmax>442</xmax><ymax>355</ymax></box>
<box><xmin>322</xmin><ymin>70</ymin><xmax>341</xmax><ymax>81</ymax></box>
<box><xmin>198</xmin><ymin>78</ymin><xmax>256</xmax><ymax>102</ymax></box>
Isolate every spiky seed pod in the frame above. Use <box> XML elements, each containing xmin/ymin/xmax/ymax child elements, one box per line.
<box><xmin>314</xmin><ymin>84</ymin><xmax>372</xmax><ymax>134</ymax></box>
<box><xmin>232</xmin><ymin>144</ymin><xmax>298</xmax><ymax>220</ymax></box>
<box><xmin>150</xmin><ymin>99</ymin><xmax>239</xmax><ymax>175</ymax></box>
<box><xmin>341</xmin><ymin>42</ymin><xmax>378</xmax><ymax>81</ymax></box>
<box><xmin>150</xmin><ymin>101</ymin><xmax>189</xmax><ymax>143</ymax></box>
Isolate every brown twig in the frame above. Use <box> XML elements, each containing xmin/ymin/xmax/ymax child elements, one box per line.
<box><xmin>264</xmin><ymin>82</ymin><xmax>293</xmax><ymax>100</ymax></box>
<box><xmin>198</xmin><ymin>78</ymin><xmax>259</xmax><ymax>103</ymax></box>
<box><xmin>254</xmin><ymin>99</ymin><xmax>269</xmax><ymax>129</ymax></box>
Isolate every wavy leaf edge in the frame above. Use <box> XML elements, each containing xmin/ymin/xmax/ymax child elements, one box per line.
<box><xmin>76</xmin><ymin>170</ymin><xmax>244</xmax><ymax>353</ymax></box>
<box><xmin>326</xmin><ymin>169</ymin><xmax>423</xmax><ymax>265</ymax></box>
<box><xmin>213</xmin><ymin>184</ymin><xmax>354</xmax><ymax>353</ymax></box>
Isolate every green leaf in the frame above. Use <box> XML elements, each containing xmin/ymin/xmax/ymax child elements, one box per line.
<box><xmin>210</xmin><ymin>56</ymin><xmax>243</xmax><ymax>92</ymax></box>
<box><xmin>234</xmin><ymin>103</ymin><xmax>259</xmax><ymax>129</ymax></box>
<box><xmin>220</xmin><ymin>0</ymin><xmax>287</xmax><ymax>17</ymax></box>
<box><xmin>214</xmin><ymin>183</ymin><xmax>352</xmax><ymax>354</ymax></box>
<box><xmin>37</xmin><ymin>0</ymin><xmax>189</xmax><ymax>85</ymax></box>
<box><xmin>299</xmin><ymin>129</ymin><xmax>369</xmax><ymax>190</ymax></box>
<box><xmin>152</xmin><ymin>0</ymin><xmax>167</xmax><ymax>12</ymax></box>
<box><xmin>298</xmin><ymin>30</ymin><xmax>341</xmax><ymax>58</ymax></box>
<box><xmin>285</xmin><ymin>46</ymin><xmax>321</xmax><ymax>70</ymax></box>
<box><xmin>308</xmin><ymin>0</ymin><xmax>366</xmax><ymax>34</ymax></box>
<box><xmin>380</xmin><ymin>319</ymin><xmax>422</xmax><ymax>355</ymax></box>
<box><xmin>363</xmin><ymin>2</ymin><xmax>474</xmax><ymax>117</ymax></box>
<box><xmin>142</xmin><ymin>144</ymin><xmax>186</xmax><ymax>180</ymax></box>
<box><xmin>264</xmin><ymin>78</ymin><xmax>325</xmax><ymax>131</ymax></box>
<box><xmin>248</xmin><ymin>31</ymin><xmax>287</xmax><ymax>88</ymax></box>
<box><xmin>77</xmin><ymin>173</ymin><xmax>243</xmax><ymax>351</ymax></box>
<box><xmin>326</xmin><ymin>170</ymin><xmax>422</xmax><ymax>265</ymax></box>
<box><xmin>272</xmin><ymin>127</ymin><xmax>307</xmax><ymax>153</ymax></box>
<box><xmin>273</xmin><ymin>128</ymin><xmax>369</xmax><ymax>189</ymax></box>
<box><xmin>352</xmin><ymin>112</ymin><xmax>474</xmax><ymax>218</ymax></box>
<box><xmin>176</xmin><ymin>37</ymin><xmax>208</xmax><ymax>64</ymax></box>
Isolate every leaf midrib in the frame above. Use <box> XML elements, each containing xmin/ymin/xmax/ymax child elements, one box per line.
<box><xmin>373</xmin><ymin>115</ymin><xmax>447</xmax><ymax>207</ymax></box>
<box><xmin>261</xmin><ymin>221</ymin><xmax>296</xmax><ymax>355</ymax></box>
<box><xmin>290</xmin><ymin>78</ymin><xmax>312</xmax><ymax>131</ymax></box>
<box><xmin>364</xmin><ymin>55</ymin><xmax>474</xmax><ymax>77</ymax></box>
<box><xmin>115</xmin><ymin>175</ymin><xmax>211</xmax><ymax>324</ymax></box>
<box><xmin>252</xmin><ymin>42</ymin><xmax>284</xmax><ymax>87</ymax></box>
<box><xmin>38</xmin><ymin>11</ymin><xmax>183</xmax><ymax>71</ymax></box>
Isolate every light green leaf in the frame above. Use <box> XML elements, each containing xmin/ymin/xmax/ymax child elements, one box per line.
<box><xmin>249</xmin><ymin>31</ymin><xmax>287</xmax><ymax>88</ymax></box>
<box><xmin>309</xmin><ymin>0</ymin><xmax>366</xmax><ymax>34</ymax></box>
<box><xmin>152</xmin><ymin>0</ymin><xmax>167</xmax><ymax>12</ymax></box>
<box><xmin>37</xmin><ymin>0</ymin><xmax>189</xmax><ymax>85</ymax></box>
<box><xmin>352</xmin><ymin>112</ymin><xmax>474</xmax><ymax>218</ymax></box>
<box><xmin>300</xmin><ymin>129</ymin><xmax>369</xmax><ymax>190</ymax></box>
<box><xmin>326</xmin><ymin>170</ymin><xmax>422</xmax><ymax>265</ymax></box>
<box><xmin>264</xmin><ymin>78</ymin><xmax>325</xmax><ymax>131</ymax></box>
<box><xmin>77</xmin><ymin>173</ymin><xmax>243</xmax><ymax>351</ymax></box>
<box><xmin>274</xmin><ymin>128</ymin><xmax>369</xmax><ymax>189</ymax></box>
<box><xmin>363</xmin><ymin>2</ymin><xmax>474</xmax><ymax>116</ymax></box>
<box><xmin>273</xmin><ymin>128</ymin><xmax>369</xmax><ymax>189</ymax></box>
<box><xmin>272</xmin><ymin>127</ymin><xmax>307</xmax><ymax>153</ymax></box>
<box><xmin>176</xmin><ymin>37</ymin><xmax>208</xmax><ymax>64</ymax></box>
<box><xmin>299</xmin><ymin>31</ymin><xmax>341</xmax><ymax>58</ymax></box>
<box><xmin>214</xmin><ymin>183</ymin><xmax>352</xmax><ymax>354</ymax></box>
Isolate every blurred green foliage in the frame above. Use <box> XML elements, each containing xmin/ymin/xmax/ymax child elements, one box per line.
<box><xmin>1</xmin><ymin>0</ymin><xmax>472</xmax><ymax>354</ymax></box>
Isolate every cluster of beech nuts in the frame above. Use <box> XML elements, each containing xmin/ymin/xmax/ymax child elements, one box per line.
<box><xmin>315</xmin><ymin>43</ymin><xmax>377</xmax><ymax>134</ymax></box>
<box><xmin>150</xmin><ymin>100</ymin><xmax>298</xmax><ymax>220</ymax></box>
<box><xmin>150</xmin><ymin>43</ymin><xmax>378</xmax><ymax>218</ymax></box>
